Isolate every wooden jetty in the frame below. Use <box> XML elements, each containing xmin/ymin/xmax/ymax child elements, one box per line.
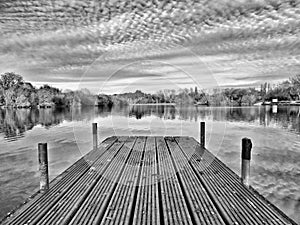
<box><xmin>1</xmin><ymin>135</ymin><xmax>297</xmax><ymax>225</ymax></box>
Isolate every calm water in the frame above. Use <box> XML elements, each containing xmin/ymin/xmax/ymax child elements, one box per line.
<box><xmin>0</xmin><ymin>105</ymin><xmax>299</xmax><ymax>223</ymax></box>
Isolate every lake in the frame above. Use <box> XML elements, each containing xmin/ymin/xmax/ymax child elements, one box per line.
<box><xmin>0</xmin><ymin>105</ymin><xmax>299</xmax><ymax>223</ymax></box>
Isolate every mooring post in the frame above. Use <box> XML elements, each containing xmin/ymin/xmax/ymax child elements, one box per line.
<box><xmin>38</xmin><ymin>143</ymin><xmax>49</xmax><ymax>192</ymax></box>
<box><xmin>200</xmin><ymin>122</ymin><xmax>205</xmax><ymax>148</ymax></box>
<box><xmin>241</xmin><ymin>138</ymin><xmax>252</xmax><ymax>187</ymax></box>
<box><xmin>92</xmin><ymin>123</ymin><xmax>98</xmax><ymax>150</ymax></box>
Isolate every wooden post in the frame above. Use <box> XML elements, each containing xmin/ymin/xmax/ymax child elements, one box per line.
<box><xmin>92</xmin><ymin>123</ymin><xmax>98</xmax><ymax>150</ymax></box>
<box><xmin>200</xmin><ymin>122</ymin><xmax>205</xmax><ymax>148</ymax></box>
<box><xmin>38</xmin><ymin>143</ymin><xmax>49</xmax><ymax>192</ymax></box>
<box><xmin>241</xmin><ymin>138</ymin><xmax>252</xmax><ymax>187</ymax></box>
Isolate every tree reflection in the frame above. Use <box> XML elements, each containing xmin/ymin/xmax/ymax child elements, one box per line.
<box><xmin>128</xmin><ymin>105</ymin><xmax>300</xmax><ymax>134</ymax></box>
<box><xmin>0</xmin><ymin>107</ymin><xmax>112</xmax><ymax>140</ymax></box>
<box><xmin>1</xmin><ymin>106</ymin><xmax>300</xmax><ymax>141</ymax></box>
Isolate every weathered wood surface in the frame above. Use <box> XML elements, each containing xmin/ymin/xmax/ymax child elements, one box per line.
<box><xmin>1</xmin><ymin>136</ymin><xmax>296</xmax><ymax>225</ymax></box>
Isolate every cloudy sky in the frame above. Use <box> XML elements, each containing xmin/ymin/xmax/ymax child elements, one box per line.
<box><xmin>0</xmin><ymin>0</ymin><xmax>299</xmax><ymax>93</ymax></box>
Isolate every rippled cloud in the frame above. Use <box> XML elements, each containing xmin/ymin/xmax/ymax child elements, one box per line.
<box><xmin>0</xmin><ymin>0</ymin><xmax>299</xmax><ymax>92</ymax></box>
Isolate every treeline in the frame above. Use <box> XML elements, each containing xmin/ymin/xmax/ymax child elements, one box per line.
<box><xmin>1</xmin><ymin>72</ymin><xmax>300</xmax><ymax>108</ymax></box>
<box><xmin>108</xmin><ymin>88</ymin><xmax>258</xmax><ymax>106</ymax></box>
<box><xmin>109</xmin><ymin>74</ymin><xmax>300</xmax><ymax>106</ymax></box>
<box><xmin>261</xmin><ymin>77</ymin><xmax>300</xmax><ymax>101</ymax></box>
<box><xmin>0</xmin><ymin>72</ymin><xmax>112</xmax><ymax>108</ymax></box>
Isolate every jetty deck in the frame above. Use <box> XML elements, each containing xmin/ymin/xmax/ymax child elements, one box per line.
<box><xmin>1</xmin><ymin>136</ymin><xmax>296</xmax><ymax>225</ymax></box>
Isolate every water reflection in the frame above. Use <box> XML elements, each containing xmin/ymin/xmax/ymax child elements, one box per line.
<box><xmin>1</xmin><ymin>105</ymin><xmax>300</xmax><ymax>142</ymax></box>
<box><xmin>0</xmin><ymin>107</ymin><xmax>112</xmax><ymax>141</ymax></box>
<box><xmin>128</xmin><ymin>105</ymin><xmax>300</xmax><ymax>134</ymax></box>
<box><xmin>129</xmin><ymin>105</ymin><xmax>176</xmax><ymax>120</ymax></box>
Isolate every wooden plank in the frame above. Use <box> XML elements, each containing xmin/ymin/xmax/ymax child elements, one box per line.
<box><xmin>33</xmin><ymin>136</ymin><xmax>134</xmax><ymax>225</ymax></box>
<box><xmin>64</xmin><ymin>136</ymin><xmax>137</xmax><ymax>225</ymax></box>
<box><xmin>165</xmin><ymin>137</ymin><xmax>225</xmax><ymax>225</ymax></box>
<box><xmin>156</xmin><ymin>137</ymin><xmax>192</xmax><ymax>225</ymax></box>
<box><xmin>100</xmin><ymin>136</ymin><xmax>146</xmax><ymax>225</ymax></box>
<box><xmin>176</xmin><ymin>137</ymin><xmax>265</xmax><ymax>224</ymax></box>
<box><xmin>2</xmin><ymin>136</ymin><xmax>118</xmax><ymax>225</ymax></box>
<box><xmin>175</xmin><ymin>136</ymin><xmax>295</xmax><ymax>225</ymax></box>
<box><xmin>133</xmin><ymin>136</ymin><xmax>160</xmax><ymax>225</ymax></box>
